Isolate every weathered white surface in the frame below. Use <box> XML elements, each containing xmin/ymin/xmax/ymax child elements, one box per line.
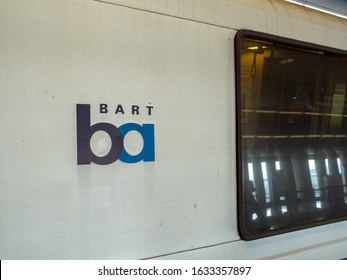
<box><xmin>0</xmin><ymin>0</ymin><xmax>346</xmax><ymax>259</ymax></box>
<box><xmin>100</xmin><ymin>0</ymin><xmax>347</xmax><ymax>50</ymax></box>
<box><xmin>0</xmin><ymin>0</ymin><xmax>235</xmax><ymax>259</ymax></box>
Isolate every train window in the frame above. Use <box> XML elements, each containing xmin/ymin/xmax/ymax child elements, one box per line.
<box><xmin>236</xmin><ymin>30</ymin><xmax>347</xmax><ymax>239</ymax></box>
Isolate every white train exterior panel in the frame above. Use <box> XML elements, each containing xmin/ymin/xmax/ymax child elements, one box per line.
<box><xmin>1</xmin><ymin>0</ymin><xmax>347</xmax><ymax>259</ymax></box>
<box><xmin>0</xmin><ymin>0</ymin><xmax>236</xmax><ymax>259</ymax></box>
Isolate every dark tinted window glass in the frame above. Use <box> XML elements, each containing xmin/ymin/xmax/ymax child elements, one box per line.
<box><xmin>236</xmin><ymin>31</ymin><xmax>347</xmax><ymax>239</ymax></box>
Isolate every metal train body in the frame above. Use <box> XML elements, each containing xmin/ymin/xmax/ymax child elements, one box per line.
<box><xmin>1</xmin><ymin>0</ymin><xmax>347</xmax><ymax>259</ymax></box>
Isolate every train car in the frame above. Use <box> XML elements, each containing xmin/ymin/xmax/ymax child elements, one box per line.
<box><xmin>1</xmin><ymin>0</ymin><xmax>347</xmax><ymax>259</ymax></box>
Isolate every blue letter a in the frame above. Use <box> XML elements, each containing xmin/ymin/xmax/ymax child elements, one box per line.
<box><xmin>118</xmin><ymin>123</ymin><xmax>155</xmax><ymax>163</ymax></box>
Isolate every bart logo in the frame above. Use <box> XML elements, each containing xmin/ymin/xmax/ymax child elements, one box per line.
<box><xmin>76</xmin><ymin>104</ymin><xmax>155</xmax><ymax>165</ymax></box>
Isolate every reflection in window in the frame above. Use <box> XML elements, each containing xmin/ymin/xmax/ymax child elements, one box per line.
<box><xmin>308</xmin><ymin>159</ymin><xmax>321</xmax><ymax>208</ymax></box>
<box><xmin>261</xmin><ymin>162</ymin><xmax>270</xmax><ymax>203</ymax></box>
<box><xmin>275</xmin><ymin>160</ymin><xmax>281</xmax><ymax>171</ymax></box>
<box><xmin>325</xmin><ymin>158</ymin><xmax>330</xmax><ymax>175</ymax></box>
<box><xmin>247</xmin><ymin>162</ymin><xmax>254</xmax><ymax>181</ymax></box>
<box><xmin>337</xmin><ymin>157</ymin><xmax>342</xmax><ymax>175</ymax></box>
<box><xmin>237</xmin><ymin>31</ymin><xmax>347</xmax><ymax>239</ymax></box>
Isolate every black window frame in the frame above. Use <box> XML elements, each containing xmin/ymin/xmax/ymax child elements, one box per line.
<box><xmin>235</xmin><ymin>30</ymin><xmax>347</xmax><ymax>240</ymax></box>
